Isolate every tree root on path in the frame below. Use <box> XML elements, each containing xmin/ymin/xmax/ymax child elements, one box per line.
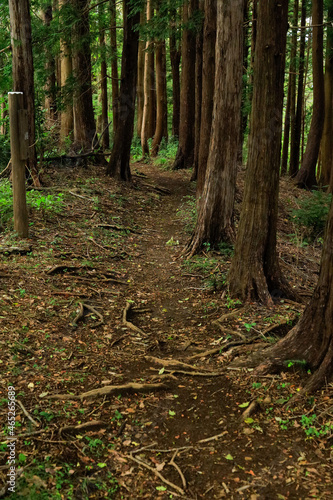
<box><xmin>71</xmin><ymin>302</ymin><xmax>104</xmax><ymax>328</ymax></box>
<box><xmin>59</xmin><ymin>420</ymin><xmax>107</xmax><ymax>436</ymax></box>
<box><xmin>47</xmin><ymin>382</ymin><xmax>168</xmax><ymax>401</ymax></box>
<box><xmin>145</xmin><ymin>355</ymin><xmax>212</xmax><ymax>372</ymax></box>
<box><xmin>122</xmin><ymin>301</ymin><xmax>147</xmax><ymax>336</ymax></box>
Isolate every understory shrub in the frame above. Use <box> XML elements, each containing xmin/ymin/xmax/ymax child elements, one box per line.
<box><xmin>290</xmin><ymin>190</ymin><xmax>332</xmax><ymax>241</ymax></box>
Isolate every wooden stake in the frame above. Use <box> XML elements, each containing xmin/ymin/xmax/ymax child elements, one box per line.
<box><xmin>8</xmin><ymin>92</ymin><xmax>29</xmax><ymax>238</ymax></box>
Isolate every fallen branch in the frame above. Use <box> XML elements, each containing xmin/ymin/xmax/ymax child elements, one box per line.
<box><xmin>169</xmin><ymin>451</ymin><xmax>187</xmax><ymax>490</ymax></box>
<box><xmin>82</xmin><ymin>303</ymin><xmax>104</xmax><ymax>327</ymax></box>
<box><xmin>151</xmin><ymin>368</ymin><xmax>222</xmax><ymax>377</ymax></box>
<box><xmin>48</xmin><ymin>382</ymin><xmax>168</xmax><ymax>401</ymax></box>
<box><xmin>214</xmin><ymin>307</ymin><xmax>245</xmax><ymax>324</ymax></box>
<box><xmin>197</xmin><ymin>431</ymin><xmax>228</xmax><ymax>444</ymax></box>
<box><xmin>59</xmin><ymin>420</ymin><xmax>107</xmax><ymax>436</ymax></box>
<box><xmin>97</xmin><ymin>224</ymin><xmax>139</xmax><ymax>233</ymax></box>
<box><xmin>71</xmin><ymin>302</ymin><xmax>84</xmax><ymax>326</ymax></box>
<box><xmin>122</xmin><ymin>301</ymin><xmax>146</xmax><ymax>336</ymax></box>
<box><xmin>189</xmin><ymin>336</ymin><xmax>262</xmax><ymax>360</ymax></box>
<box><xmin>145</xmin><ymin>355</ymin><xmax>210</xmax><ymax>372</ymax></box>
<box><xmin>128</xmin><ymin>453</ymin><xmax>185</xmax><ymax>496</ymax></box>
<box><xmin>139</xmin><ymin>182</ymin><xmax>171</xmax><ymax>195</ymax></box>
<box><xmin>17</xmin><ymin>400</ymin><xmax>40</xmax><ymax>427</ymax></box>
<box><xmin>241</xmin><ymin>400</ymin><xmax>260</xmax><ymax>421</ymax></box>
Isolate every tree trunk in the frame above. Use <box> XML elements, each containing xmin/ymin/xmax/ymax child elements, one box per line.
<box><xmin>151</xmin><ymin>36</ymin><xmax>168</xmax><ymax>156</ymax></box>
<box><xmin>281</xmin><ymin>0</ymin><xmax>299</xmax><ymax>176</ymax></box>
<box><xmin>196</xmin><ymin>0</ymin><xmax>216</xmax><ymax>197</ymax></box>
<box><xmin>59</xmin><ymin>0</ymin><xmax>73</xmax><ymax>146</ymax></box>
<box><xmin>169</xmin><ymin>8</ymin><xmax>181</xmax><ymax>138</ymax></box>
<box><xmin>110</xmin><ymin>0</ymin><xmax>119</xmax><ymax>135</ymax></box>
<box><xmin>172</xmin><ymin>0</ymin><xmax>198</xmax><ymax>170</ymax></box>
<box><xmin>9</xmin><ymin>0</ymin><xmax>40</xmax><ymax>186</ymax></box>
<box><xmin>43</xmin><ymin>4</ymin><xmax>57</xmax><ymax>127</ymax></box>
<box><xmin>98</xmin><ymin>3</ymin><xmax>109</xmax><ymax>150</ymax></box>
<box><xmin>295</xmin><ymin>0</ymin><xmax>325</xmax><ymax>189</ymax></box>
<box><xmin>319</xmin><ymin>1</ymin><xmax>333</xmax><ymax>190</ymax></box>
<box><xmin>136</xmin><ymin>10</ymin><xmax>145</xmax><ymax>138</ymax></box>
<box><xmin>106</xmin><ymin>0</ymin><xmax>140</xmax><ymax>181</ymax></box>
<box><xmin>185</xmin><ymin>0</ymin><xmax>244</xmax><ymax>256</ymax></box>
<box><xmin>289</xmin><ymin>0</ymin><xmax>306</xmax><ymax>177</ymax></box>
<box><xmin>249</xmin><ymin>196</ymin><xmax>333</xmax><ymax>395</ymax></box>
<box><xmin>191</xmin><ymin>0</ymin><xmax>204</xmax><ymax>181</ymax></box>
<box><xmin>72</xmin><ymin>0</ymin><xmax>96</xmax><ymax>152</ymax></box>
<box><xmin>228</xmin><ymin>0</ymin><xmax>294</xmax><ymax>306</ymax></box>
<box><xmin>141</xmin><ymin>0</ymin><xmax>153</xmax><ymax>157</ymax></box>
<box><xmin>240</xmin><ymin>0</ymin><xmax>250</xmax><ymax>158</ymax></box>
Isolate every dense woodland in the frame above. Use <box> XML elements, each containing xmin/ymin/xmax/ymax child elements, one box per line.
<box><xmin>1</xmin><ymin>0</ymin><xmax>333</xmax><ymax>498</ymax></box>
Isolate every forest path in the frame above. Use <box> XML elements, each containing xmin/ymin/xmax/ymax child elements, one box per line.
<box><xmin>0</xmin><ymin>161</ymin><xmax>331</xmax><ymax>499</ymax></box>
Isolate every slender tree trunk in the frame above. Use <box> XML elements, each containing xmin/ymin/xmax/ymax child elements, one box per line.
<box><xmin>72</xmin><ymin>0</ymin><xmax>96</xmax><ymax>152</ymax></box>
<box><xmin>141</xmin><ymin>0</ymin><xmax>153</xmax><ymax>156</ymax></box>
<box><xmin>241</xmin><ymin>0</ymin><xmax>250</xmax><ymax>156</ymax></box>
<box><xmin>191</xmin><ymin>0</ymin><xmax>204</xmax><ymax>181</ymax></box>
<box><xmin>136</xmin><ymin>10</ymin><xmax>145</xmax><ymax>138</ymax></box>
<box><xmin>110</xmin><ymin>0</ymin><xmax>119</xmax><ymax>135</ymax></box>
<box><xmin>106</xmin><ymin>0</ymin><xmax>140</xmax><ymax>180</ymax></box>
<box><xmin>281</xmin><ymin>0</ymin><xmax>299</xmax><ymax>176</ymax></box>
<box><xmin>9</xmin><ymin>0</ymin><xmax>40</xmax><ymax>186</ymax></box>
<box><xmin>151</xmin><ymin>36</ymin><xmax>168</xmax><ymax>156</ymax></box>
<box><xmin>59</xmin><ymin>0</ymin><xmax>73</xmax><ymax>146</ymax></box>
<box><xmin>185</xmin><ymin>0</ymin><xmax>244</xmax><ymax>256</ymax></box>
<box><xmin>320</xmin><ymin>1</ymin><xmax>333</xmax><ymax>190</ymax></box>
<box><xmin>170</xmin><ymin>8</ymin><xmax>181</xmax><ymax>138</ymax></box>
<box><xmin>43</xmin><ymin>4</ymin><xmax>57</xmax><ymax>127</ymax></box>
<box><xmin>228</xmin><ymin>0</ymin><xmax>294</xmax><ymax>306</ymax></box>
<box><xmin>173</xmin><ymin>0</ymin><xmax>198</xmax><ymax>170</ymax></box>
<box><xmin>290</xmin><ymin>0</ymin><xmax>306</xmax><ymax>177</ymax></box>
<box><xmin>295</xmin><ymin>0</ymin><xmax>325</xmax><ymax>188</ymax></box>
<box><xmin>98</xmin><ymin>3</ymin><xmax>109</xmax><ymax>150</ymax></box>
<box><xmin>196</xmin><ymin>0</ymin><xmax>216</xmax><ymax>197</ymax></box>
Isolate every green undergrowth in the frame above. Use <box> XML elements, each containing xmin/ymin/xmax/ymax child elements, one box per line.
<box><xmin>289</xmin><ymin>190</ymin><xmax>332</xmax><ymax>242</ymax></box>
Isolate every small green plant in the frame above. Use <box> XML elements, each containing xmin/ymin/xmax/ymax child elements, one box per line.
<box><xmin>225</xmin><ymin>295</ymin><xmax>242</xmax><ymax>309</ymax></box>
<box><xmin>244</xmin><ymin>322</ymin><xmax>256</xmax><ymax>332</ymax></box>
<box><xmin>290</xmin><ymin>190</ymin><xmax>332</xmax><ymax>241</ymax></box>
<box><xmin>177</xmin><ymin>195</ymin><xmax>197</xmax><ymax>234</ymax></box>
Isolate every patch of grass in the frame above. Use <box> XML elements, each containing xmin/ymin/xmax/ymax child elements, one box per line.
<box><xmin>177</xmin><ymin>195</ymin><xmax>197</xmax><ymax>234</ymax></box>
<box><xmin>183</xmin><ymin>255</ymin><xmax>226</xmax><ymax>291</ymax></box>
<box><xmin>153</xmin><ymin>137</ymin><xmax>179</xmax><ymax>170</ymax></box>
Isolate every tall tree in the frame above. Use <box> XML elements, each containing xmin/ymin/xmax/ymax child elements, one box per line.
<box><xmin>43</xmin><ymin>4</ymin><xmax>57</xmax><ymax>127</ymax></box>
<box><xmin>151</xmin><ymin>36</ymin><xmax>168</xmax><ymax>155</ymax></box>
<box><xmin>59</xmin><ymin>0</ymin><xmax>73</xmax><ymax>146</ymax></box>
<box><xmin>289</xmin><ymin>0</ymin><xmax>306</xmax><ymax>177</ymax></box>
<box><xmin>141</xmin><ymin>0</ymin><xmax>154</xmax><ymax>156</ymax></box>
<box><xmin>228</xmin><ymin>0</ymin><xmax>294</xmax><ymax>305</ymax></box>
<box><xmin>9</xmin><ymin>0</ymin><xmax>40</xmax><ymax>186</ymax></box>
<box><xmin>295</xmin><ymin>0</ymin><xmax>325</xmax><ymax>188</ymax></box>
<box><xmin>72</xmin><ymin>0</ymin><xmax>96</xmax><ymax>152</ymax></box>
<box><xmin>185</xmin><ymin>0</ymin><xmax>244</xmax><ymax>256</ymax></box>
<box><xmin>106</xmin><ymin>0</ymin><xmax>140</xmax><ymax>180</ymax></box>
<box><xmin>173</xmin><ymin>0</ymin><xmax>198</xmax><ymax>170</ymax></box>
<box><xmin>98</xmin><ymin>2</ymin><xmax>109</xmax><ymax>150</ymax></box>
<box><xmin>110</xmin><ymin>0</ymin><xmax>119</xmax><ymax>135</ymax></box>
<box><xmin>169</xmin><ymin>6</ymin><xmax>181</xmax><ymax>137</ymax></box>
<box><xmin>137</xmin><ymin>9</ymin><xmax>145</xmax><ymax>138</ymax></box>
<box><xmin>196</xmin><ymin>0</ymin><xmax>216</xmax><ymax>197</ymax></box>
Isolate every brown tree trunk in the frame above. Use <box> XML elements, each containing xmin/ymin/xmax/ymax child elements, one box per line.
<box><xmin>106</xmin><ymin>0</ymin><xmax>140</xmax><ymax>181</ymax></box>
<box><xmin>98</xmin><ymin>3</ymin><xmax>109</xmax><ymax>150</ymax></box>
<box><xmin>72</xmin><ymin>0</ymin><xmax>96</xmax><ymax>152</ymax></box>
<box><xmin>240</xmin><ymin>0</ymin><xmax>250</xmax><ymax>157</ymax></box>
<box><xmin>169</xmin><ymin>8</ymin><xmax>181</xmax><ymax>138</ymax></box>
<box><xmin>151</xmin><ymin>36</ymin><xmax>168</xmax><ymax>156</ymax></box>
<box><xmin>249</xmin><ymin>197</ymin><xmax>333</xmax><ymax>395</ymax></box>
<box><xmin>9</xmin><ymin>0</ymin><xmax>40</xmax><ymax>186</ymax></box>
<box><xmin>172</xmin><ymin>0</ymin><xmax>198</xmax><ymax>170</ymax></box>
<box><xmin>281</xmin><ymin>0</ymin><xmax>299</xmax><ymax>176</ymax></box>
<box><xmin>136</xmin><ymin>10</ymin><xmax>145</xmax><ymax>138</ymax></box>
<box><xmin>141</xmin><ymin>0</ymin><xmax>153</xmax><ymax>157</ymax></box>
<box><xmin>43</xmin><ymin>4</ymin><xmax>57</xmax><ymax>127</ymax></box>
<box><xmin>319</xmin><ymin>2</ymin><xmax>333</xmax><ymax>190</ymax></box>
<box><xmin>228</xmin><ymin>0</ymin><xmax>294</xmax><ymax>306</ymax></box>
<box><xmin>59</xmin><ymin>0</ymin><xmax>73</xmax><ymax>146</ymax></box>
<box><xmin>196</xmin><ymin>0</ymin><xmax>216</xmax><ymax>197</ymax></box>
<box><xmin>185</xmin><ymin>0</ymin><xmax>244</xmax><ymax>256</ymax></box>
<box><xmin>289</xmin><ymin>0</ymin><xmax>306</xmax><ymax>177</ymax></box>
<box><xmin>295</xmin><ymin>0</ymin><xmax>325</xmax><ymax>189</ymax></box>
<box><xmin>110</xmin><ymin>0</ymin><xmax>119</xmax><ymax>135</ymax></box>
<box><xmin>191</xmin><ymin>0</ymin><xmax>204</xmax><ymax>181</ymax></box>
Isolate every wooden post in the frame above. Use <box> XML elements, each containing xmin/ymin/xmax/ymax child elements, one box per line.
<box><xmin>8</xmin><ymin>92</ymin><xmax>29</xmax><ymax>238</ymax></box>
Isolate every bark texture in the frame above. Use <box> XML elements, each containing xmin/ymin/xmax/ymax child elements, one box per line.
<box><xmin>295</xmin><ymin>0</ymin><xmax>325</xmax><ymax>188</ymax></box>
<box><xmin>9</xmin><ymin>0</ymin><xmax>39</xmax><ymax>186</ymax></box>
<box><xmin>106</xmin><ymin>0</ymin><xmax>140</xmax><ymax>181</ymax></box>
<box><xmin>228</xmin><ymin>0</ymin><xmax>294</xmax><ymax>305</ymax></box>
<box><xmin>43</xmin><ymin>5</ymin><xmax>57</xmax><ymax>126</ymax></box>
<box><xmin>136</xmin><ymin>10</ymin><xmax>145</xmax><ymax>138</ymax></box>
<box><xmin>185</xmin><ymin>0</ymin><xmax>244</xmax><ymax>256</ymax></box>
<box><xmin>141</xmin><ymin>0</ymin><xmax>154</xmax><ymax>156</ymax></box>
<box><xmin>98</xmin><ymin>3</ymin><xmax>109</xmax><ymax>150</ymax></box>
<box><xmin>110</xmin><ymin>0</ymin><xmax>119</xmax><ymax>135</ymax></box>
<box><xmin>170</xmin><ymin>8</ymin><xmax>181</xmax><ymax>137</ymax></box>
<box><xmin>151</xmin><ymin>37</ymin><xmax>168</xmax><ymax>156</ymax></box>
<box><xmin>59</xmin><ymin>0</ymin><xmax>73</xmax><ymax>145</ymax></box>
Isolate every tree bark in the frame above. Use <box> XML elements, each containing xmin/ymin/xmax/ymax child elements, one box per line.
<box><xmin>106</xmin><ymin>0</ymin><xmax>140</xmax><ymax>181</ymax></box>
<box><xmin>295</xmin><ymin>0</ymin><xmax>325</xmax><ymax>189</ymax></box>
<box><xmin>151</xmin><ymin>36</ymin><xmax>168</xmax><ymax>156</ymax></box>
<box><xmin>196</xmin><ymin>0</ymin><xmax>216</xmax><ymax>197</ymax></box>
<box><xmin>185</xmin><ymin>0</ymin><xmax>244</xmax><ymax>256</ymax></box>
<box><xmin>169</xmin><ymin>7</ymin><xmax>181</xmax><ymax>138</ymax></box>
<box><xmin>98</xmin><ymin>2</ymin><xmax>109</xmax><ymax>150</ymax></box>
<box><xmin>172</xmin><ymin>0</ymin><xmax>198</xmax><ymax>170</ymax></box>
<box><xmin>59</xmin><ymin>0</ymin><xmax>73</xmax><ymax>146</ymax></box>
<box><xmin>9</xmin><ymin>0</ymin><xmax>40</xmax><ymax>186</ymax></box>
<box><xmin>43</xmin><ymin>4</ymin><xmax>57</xmax><ymax>127</ymax></box>
<box><xmin>289</xmin><ymin>0</ymin><xmax>306</xmax><ymax>177</ymax></box>
<box><xmin>136</xmin><ymin>10</ymin><xmax>145</xmax><ymax>138</ymax></box>
<box><xmin>228</xmin><ymin>0</ymin><xmax>294</xmax><ymax>306</ymax></box>
<box><xmin>110</xmin><ymin>0</ymin><xmax>119</xmax><ymax>135</ymax></box>
<box><xmin>319</xmin><ymin>1</ymin><xmax>333</xmax><ymax>190</ymax></box>
<box><xmin>141</xmin><ymin>0</ymin><xmax>153</xmax><ymax>157</ymax></box>
<box><xmin>72</xmin><ymin>0</ymin><xmax>96</xmax><ymax>152</ymax></box>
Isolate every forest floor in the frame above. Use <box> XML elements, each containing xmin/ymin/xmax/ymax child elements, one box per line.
<box><xmin>0</xmin><ymin>159</ymin><xmax>333</xmax><ymax>499</ymax></box>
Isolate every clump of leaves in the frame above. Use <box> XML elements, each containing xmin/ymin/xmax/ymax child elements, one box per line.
<box><xmin>290</xmin><ymin>190</ymin><xmax>332</xmax><ymax>241</ymax></box>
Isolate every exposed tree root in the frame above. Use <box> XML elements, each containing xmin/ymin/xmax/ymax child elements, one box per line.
<box><xmin>59</xmin><ymin>420</ymin><xmax>107</xmax><ymax>436</ymax></box>
<box><xmin>145</xmin><ymin>355</ymin><xmax>211</xmax><ymax>372</ymax></box>
<box><xmin>48</xmin><ymin>382</ymin><xmax>168</xmax><ymax>401</ymax></box>
<box><xmin>122</xmin><ymin>301</ymin><xmax>146</xmax><ymax>336</ymax></box>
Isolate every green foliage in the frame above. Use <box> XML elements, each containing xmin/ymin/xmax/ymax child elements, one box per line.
<box><xmin>153</xmin><ymin>137</ymin><xmax>179</xmax><ymax>169</ymax></box>
<box><xmin>290</xmin><ymin>190</ymin><xmax>332</xmax><ymax>241</ymax></box>
<box><xmin>176</xmin><ymin>195</ymin><xmax>197</xmax><ymax>234</ymax></box>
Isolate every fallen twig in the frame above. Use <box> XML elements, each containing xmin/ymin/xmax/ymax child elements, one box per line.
<box><xmin>189</xmin><ymin>336</ymin><xmax>262</xmax><ymax>360</ymax></box>
<box><xmin>71</xmin><ymin>302</ymin><xmax>84</xmax><ymax>326</ymax></box>
<box><xmin>48</xmin><ymin>382</ymin><xmax>168</xmax><ymax>401</ymax></box>
<box><xmin>17</xmin><ymin>400</ymin><xmax>40</xmax><ymax>427</ymax></box>
<box><xmin>241</xmin><ymin>400</ymin><xmax>260</xmax><ymax>421</ymax></box>
<box><xmin>214</xmin><ymin>307</ymin><xmax>245</xmax><ymax>324</ymax></box>
<box><xmin>59</xmin><ymin>420</ymin><xmax>107</xmax><ymax>436</ymax></box>
<box><xmin>169</xmin><ymin>451</ymin><xmax>187</xmax><ymax>490</ymax></box>
<box><xmin>151</xmin><ymin>368</ymin><xmax>222</xmax><ymax>377</ymax></box>
<box><xmin>197</xmin><ymin>431</ymin><xmax>228</xmax><ymax>444</ymax></box>
<box><xmin>123</xmin><ymin>301</ymin><xmax>146</xmax><ymax>336</ymax></box>
<box><xmin>145</xmin><ymin>355</ymin><xmax>210</xmax><ymax>372</ymax></box>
